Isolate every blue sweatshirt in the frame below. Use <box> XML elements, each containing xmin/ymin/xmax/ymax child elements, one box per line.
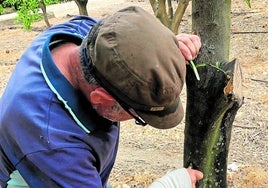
<box><xmin>0</xmin><ymin>16</ymin><xmax>119</xmax><ymax>188</ymax></box>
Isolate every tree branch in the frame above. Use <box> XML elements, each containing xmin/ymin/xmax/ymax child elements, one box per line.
<box><xmin>149</xmin><ymin>0</ymin><xmax>169</xmax><ymax>27</ymax></box>
<box><xmin>170</xmin><ymin>0</ymin><xmax>190</xmax><ymax>34</ymax></box>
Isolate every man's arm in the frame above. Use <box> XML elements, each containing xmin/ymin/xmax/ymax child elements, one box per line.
<box><xmin>149</xmin><ymin>168</ymin><xmax>203</xmax><ymax>188</ymax></box>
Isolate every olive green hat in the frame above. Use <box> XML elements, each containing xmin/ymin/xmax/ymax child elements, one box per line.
<box><xmin>80</xmin><ymin>6</ymin><xmax>186</xmax><ymax>129</ymax></box>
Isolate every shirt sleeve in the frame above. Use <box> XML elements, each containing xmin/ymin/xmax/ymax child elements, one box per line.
<box><xmin>149</xmin><ymin>168</ymin><xmax>192</xmax><ymax>188</ymax></box>
<box><xmin>15</xmin><ymin>147</ymin><xmax>103</xmax><ymax>188</ymax></box>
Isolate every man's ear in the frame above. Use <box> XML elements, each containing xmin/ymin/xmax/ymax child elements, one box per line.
<box><xmin>90</xmin><ymin>87</ymin><xmax>115</xmax><ymax>106</ymax></box>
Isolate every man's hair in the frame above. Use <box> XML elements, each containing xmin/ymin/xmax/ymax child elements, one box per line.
<box><xmin>80</xmin><ymin>60</ymin><xmax>97</xmax><ymax>84</ymax></box>
<box><xmin>79</xmin><ymin>20</ymin><xmax>102</xmax><ymax>85</ymax></box>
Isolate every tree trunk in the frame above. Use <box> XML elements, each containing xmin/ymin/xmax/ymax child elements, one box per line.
<box><xmin>74</xmin><ymin>0</ymin><xmax>88</xmax><ymax>16</ymax></box>
<box><xmin>39</xmin><ymin>0</ymin><xmax>51</xmax><ymax>28</ymax></box>
<box><xmin>183</xmin><ymin>0</ymin><xmax>243</xmax><ymax>187</ymax></box>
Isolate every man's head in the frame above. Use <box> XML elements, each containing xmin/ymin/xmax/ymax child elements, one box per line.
<box><xmin>80</xmin><ymin>6</ymin><xmax>186</xmax><ymax>129</ymax></box>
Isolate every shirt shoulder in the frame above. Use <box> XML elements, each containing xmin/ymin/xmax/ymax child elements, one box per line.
<box><xmin>46</xmin><ymin>16</ymin><xmax>99</xmax><ymax>38</ymax></box>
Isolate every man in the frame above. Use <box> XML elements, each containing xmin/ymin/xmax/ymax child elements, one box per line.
<box><xmin>0</xmin><ymin>6</ymin><xmax>202</xmax><ymax>188</ymax></box>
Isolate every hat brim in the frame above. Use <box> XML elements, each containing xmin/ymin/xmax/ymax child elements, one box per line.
<box><xmin>136</xmin><ymin>99</ymin><xmax>184</xmax><ymax>129</ymax></box>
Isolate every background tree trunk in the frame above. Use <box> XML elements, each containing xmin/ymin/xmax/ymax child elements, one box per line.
<box><xmin>74</xmin><ymin>0</ymin><xmax>88</xmax><ymax>16</ymax></box>
<box><xmin>149</xmin><ymin>0</ymin><xmax>190</xmax><ymax>34</ymax></box>
<box><xmin>183</xmin><ymin>0</ymin><xmax>243</xmax><ymax>187</ymax></box>
<box><xmin>39</xmin><ymin>0</ymin><xmax>51</xmax><ymax>28</ymax></box>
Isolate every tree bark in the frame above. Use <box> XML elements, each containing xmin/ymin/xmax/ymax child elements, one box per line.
<box><xmin>39</xmin><ymin>0</ymin><xmax>51</xmax><ymax>28</ymax></box>
<box><xmin>192</xmin><ymin>0</ymin><xmax>231</xmax><ymax>62</ymax></box>
<box><xmin>184</xmin><ymin>60</ymin><xmax>243</xmax><ymax>187</ymax></box>
<box><xmin>74</xmin><ymin>0</ymin><xmax>88</xmax><ymax>16</ymax></box>
<box><xmin>183</xmin><ymin>0</ymin><xmax>243</xmax><ymax>187</ymax></box>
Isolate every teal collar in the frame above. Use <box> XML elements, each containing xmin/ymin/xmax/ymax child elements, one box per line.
<box><xmin>40</xmin><ymin>33</ymin><xmax>114</xmax><ymax>133</ymax></box>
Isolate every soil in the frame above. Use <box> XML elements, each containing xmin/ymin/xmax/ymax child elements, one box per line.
<box><xmin>0</xmin><ymin>0</ymin><xmax>267</xmax><ymax>187</ymax></box>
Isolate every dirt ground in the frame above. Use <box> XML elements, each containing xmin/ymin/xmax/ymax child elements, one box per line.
<box><xmin>0</xmin><ymin>0</ymin><xmax>267</xmax><ymax>187</ymax></box>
